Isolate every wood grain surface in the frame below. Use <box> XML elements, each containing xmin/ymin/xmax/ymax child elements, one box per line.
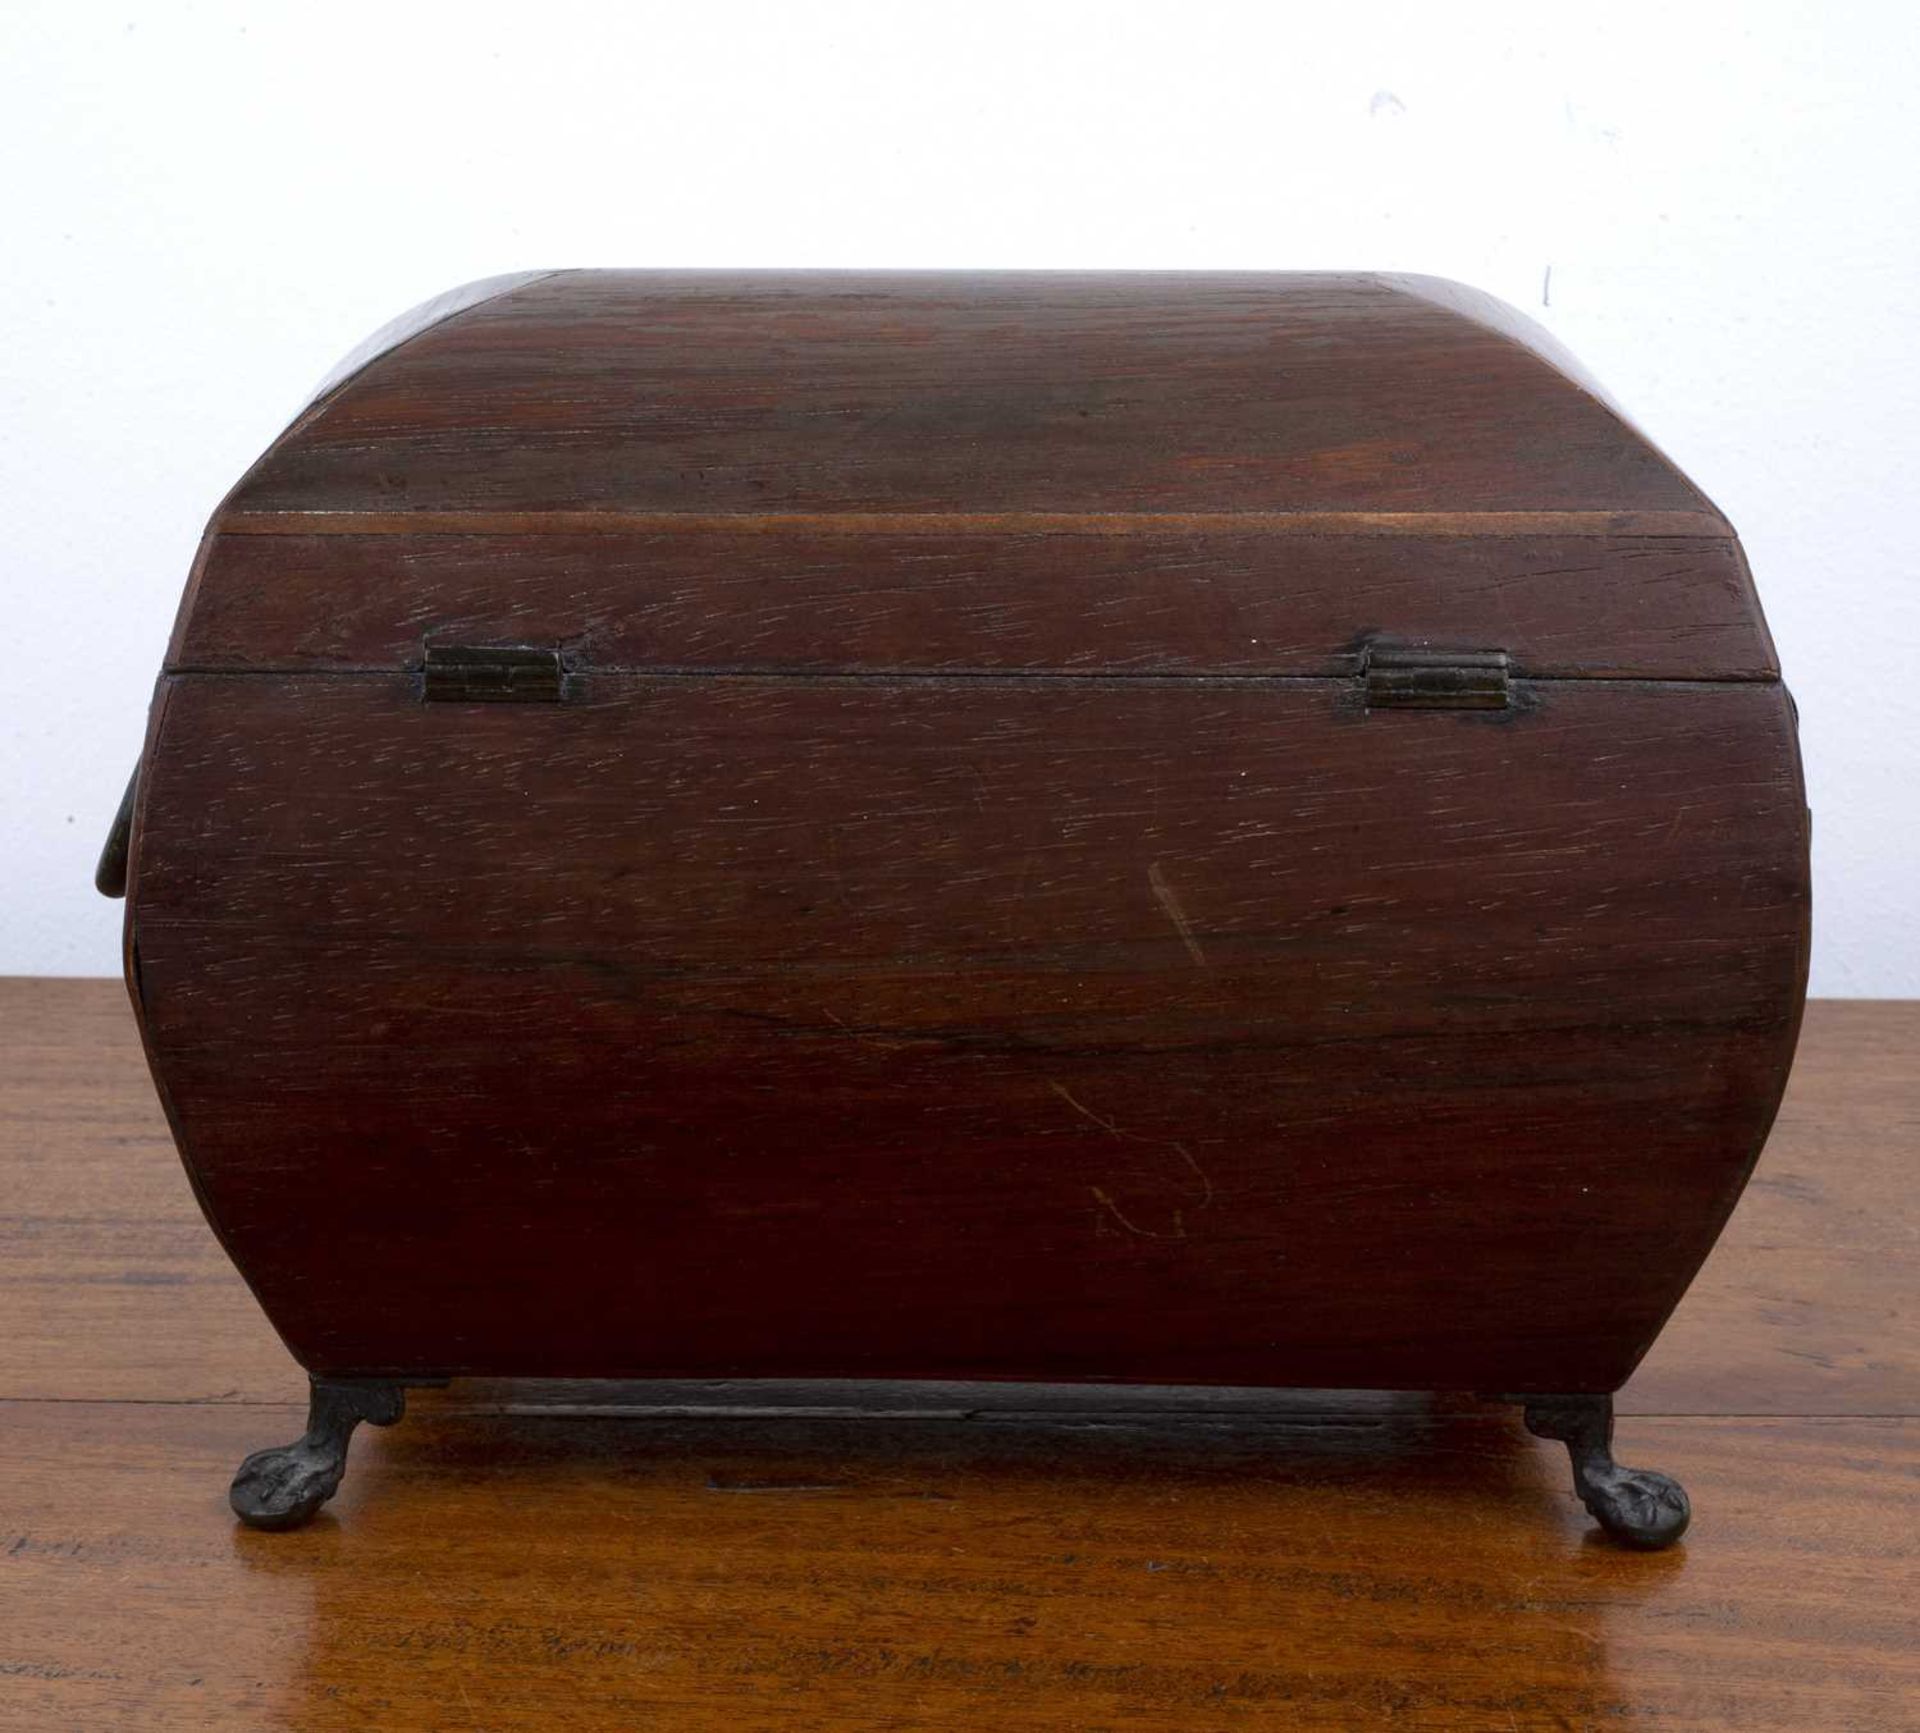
<box><xmin>173</xmin><ymin>529</ymin><xmax>1778</xmax><ymax>680</ymax></box>
<box><xmin>128</xmin><ymin>269</ymin><xmax>1807</xmax><ymax>1409</ymax></box>
<box><xmin>215</xmin><ymin>272</ymin><xmax>1720</xmax><ymax>520</ymax></box>
<box><xmin>1</xmin><ymin>981</ymin><xmax>1912</xmax><ymax>1730</ymax></box>
<box><xmin>175</xmin><ymin>272</ymin><xmax>1772</xmax><ymax>684</ymax></box>
<box><xmin>127</xmin><ymin>673</ymin><xmax>1806</xmax><ymax>1390</ymax></box>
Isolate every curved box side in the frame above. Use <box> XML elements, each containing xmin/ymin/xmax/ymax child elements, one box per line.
<box><xmin>124</xmin><ymin>272</ymin><xmax>1810</xmax><ymax>1395</ymax></box>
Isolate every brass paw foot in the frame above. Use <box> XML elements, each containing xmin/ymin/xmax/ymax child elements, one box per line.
<box><xmin>1523</xmin><ymin>1393</ymin><xmax>1690</xmax><ymax>1549</ymax></box>
<box><xmin>230</xmin><ymin>1378</ymin><xmax>406</xmax><ymax>1531</ymax></box>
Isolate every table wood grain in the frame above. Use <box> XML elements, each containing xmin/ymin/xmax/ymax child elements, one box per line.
<box><xmin>1</xmin><ymin>980</ymin><xmax>1913</xmax><ymax>1730</ymax></box>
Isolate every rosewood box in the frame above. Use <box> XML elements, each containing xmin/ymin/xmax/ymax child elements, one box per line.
<box><xmin>102</xmin><ymin>271</ymin><xmax>1809</xmax><ymax>1546</ymax></box>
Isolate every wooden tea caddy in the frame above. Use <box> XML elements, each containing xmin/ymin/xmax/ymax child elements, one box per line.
<box><xmin>100</xmin><ymin>271</ymin><xmax>1809</xmax><ymax>1547</ymax></box>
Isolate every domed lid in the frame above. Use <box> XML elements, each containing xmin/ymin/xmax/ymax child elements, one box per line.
<box><xmin>226</xmin><ymin>269</ymin><xmax>1724</xmax><ymax>522</ymax></box>
<box><xmin>170</xmin><ymin>271</ymin><xmax>1775</xmax><ymax>681</ymax></box>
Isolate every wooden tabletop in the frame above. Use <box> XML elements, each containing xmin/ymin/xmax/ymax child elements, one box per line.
<box><xmin>1</xmin><ymin>981</ymin><xmax>1913</xmax><ymax>1730</ymax></box>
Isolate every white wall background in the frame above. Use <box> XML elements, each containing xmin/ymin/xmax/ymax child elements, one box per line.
<box><xmin>3</xmin><ymin>1</ymin><xmax>1914</xmax><ymax>992</ymax></box>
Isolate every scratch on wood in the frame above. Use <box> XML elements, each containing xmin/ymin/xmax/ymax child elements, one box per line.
<box><xmin>1147</xmin><ymin>859</ymin><xmax>1208</xmax><ymax>966</ymax></box>
<box><xmin>1174</xmin><ymin>1142</ymin><xmax>1215</xmax><ymax>1209</ymax></box>
<box><xmin>1089</xmin><ymin>1183</ymin><xmax>1188</xmax><ymax>1239</ymax></box>
<box><xmin>1050</xmin><ymin>1081</ymin><xmax>1216</xmax><ymax>1236</ymax></box>
<box><xmin>706</xmin><ymin>1476</ymin><xmax>847</xmax><ymax>1494</ymax></box>
<box><xmin>1048</xmin><ymin>1079</ymin><xmax>1123</xmax><ymax>1136</ymax></box>
<box><xmin>821</xmin><ymin>1009</ymin><xmax>914</xmax><ymax>1053</ymax></box>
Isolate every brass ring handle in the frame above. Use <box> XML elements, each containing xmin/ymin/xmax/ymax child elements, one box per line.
<box><xmin>95</xmin><ymin>766</ymin><xmax>137</xmax><ymax>899</ymax></box>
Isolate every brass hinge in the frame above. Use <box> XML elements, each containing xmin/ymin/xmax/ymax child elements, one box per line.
<box><xmin>1364</xmin><ymin>644</ymin><xmax>1511</xmax><ymax>711</ymax></box>
<box><xmin>421</xmin><ymin>644</ymin><xmax>567</xmax><ymax>703</ymax></box>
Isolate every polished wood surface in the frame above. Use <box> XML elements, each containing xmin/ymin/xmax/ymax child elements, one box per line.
<box><xmin>218</xmin><ymin>272</ymin><xmax>1719</xmax><ymax>519</ymax></box>
<box><xmin>1</xmin><ymin>982</ymin><xmax>1912</xmax><ymax>1729</ymax></box>
<box><xmin>174</xmin><ymin>529</ymin><xmax>1777</xmax><ymax>680</ymax></box>
<box><xmin>177</xmin><ymin>273</ymin><xmax>1771</xmax><ymax>682</ymax></box>
<box><xmin>127</xmin><ymin>272</ymin><xmax>1808</xmax><ymax>1399</ymax></box>
<box><xmin>129</xmin><ymin>672</ymin><xmax>1805</xmax><ymax>1389</ymax></box>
